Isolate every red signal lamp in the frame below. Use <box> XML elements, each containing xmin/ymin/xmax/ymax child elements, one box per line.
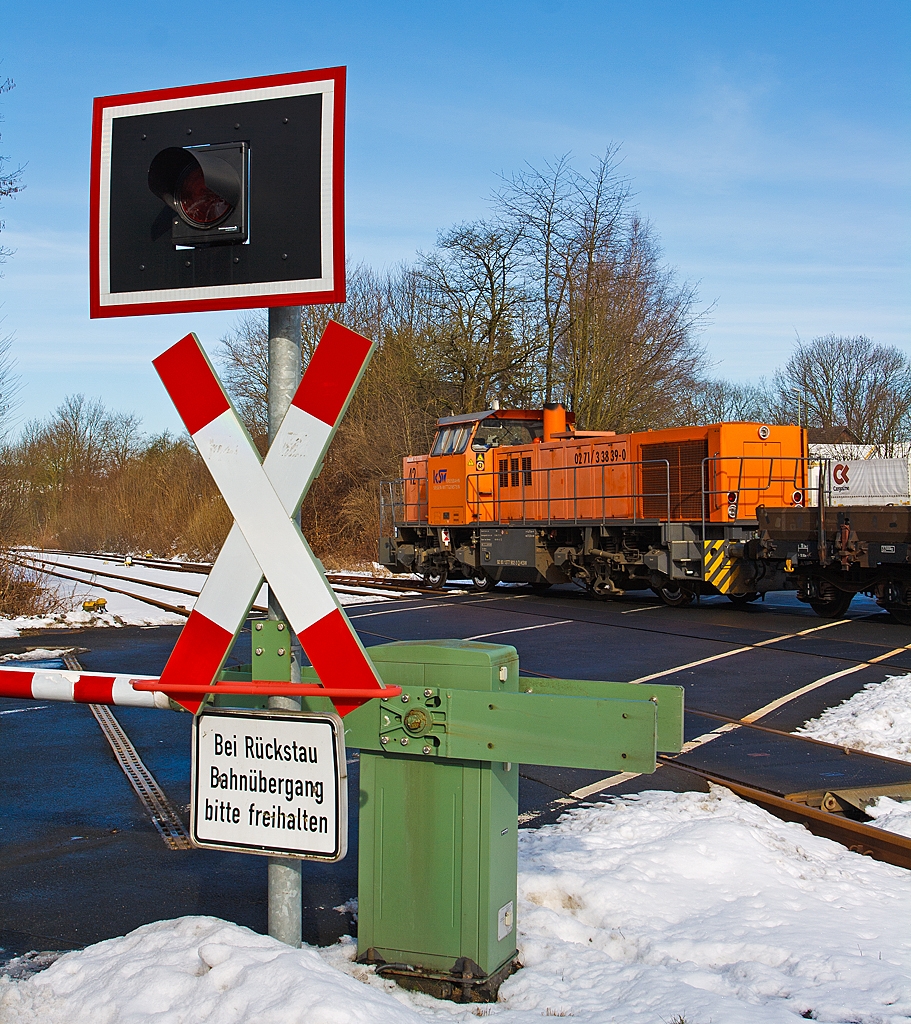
<box><xmin>148</xmin><ymin>142</ymin><xmax>248</xmax><ymax>245</ymax></box>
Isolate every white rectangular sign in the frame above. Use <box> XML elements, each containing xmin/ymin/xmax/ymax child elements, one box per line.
<box><xmin>191</xmin><ymin>708</ymin><xmax>347</xmax><ymax>861</ymax></box>
<box><xmin>827</xmin><ymin>458</ymin><xmax>911</xmax><ymax>505</ymax></box>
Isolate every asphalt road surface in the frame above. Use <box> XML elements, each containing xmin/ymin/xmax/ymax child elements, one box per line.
<box><xmin>2</xmin><ymin>586</ymin><xmax>909</xmax><ymax>961</ymax></box>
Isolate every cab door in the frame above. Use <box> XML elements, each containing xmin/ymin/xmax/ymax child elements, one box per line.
<box><xmin>467</xmin><ymin>445</ymin><xmax>496</xmax><ymax>522</ymax></box>
<box><xmin>427</xmin><ymin>424</ymin><xmax>472</xmax><ymax>525</ymax></box>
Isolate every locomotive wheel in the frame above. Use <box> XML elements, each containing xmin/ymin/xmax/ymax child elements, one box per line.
<box><xmin>422</xmin><ymin>567</ymin><xmax>448</xmax><ymax>589</ymax></box>
<box><xmin>652</xmin><ymin>583</ymin><xmax>695</xmax><ymax>607</ymax></box>
<box><xmin>470</xmin><ymin>571</ymin><xmax>494</xmax><ymax>592</ymax></box>
<box><xmin>728</xmin><ymin>592</ymin><xmax>760</xmax><ymax>605</ymax></box>
<box><xmin>809</xmin><ymin>590</ymin><xmax>853</xmax><ymax>618</ymax></box>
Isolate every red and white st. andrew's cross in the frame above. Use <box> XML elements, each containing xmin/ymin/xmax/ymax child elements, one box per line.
<box><xmin>152</xmin><ymin>321</ymin><xmax>387</xmax><ymax>714</ymax></box>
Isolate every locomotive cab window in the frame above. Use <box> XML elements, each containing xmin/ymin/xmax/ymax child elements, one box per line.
<box><xmin>472</xmin><ymin>418</ymin><xmax>543</xmax><ymax>450</ymax></box>
<box><xmin>431</xmin><ymin>426</ymin><xmax>472</xmax><ymax>456</ymax></box>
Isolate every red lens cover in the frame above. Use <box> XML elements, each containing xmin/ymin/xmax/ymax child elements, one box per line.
<box><xmin>177</xmin><ymin>165</ymin><xmax>232</xmax><ymax>225</ymax></box>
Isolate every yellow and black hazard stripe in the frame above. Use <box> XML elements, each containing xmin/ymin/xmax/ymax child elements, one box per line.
<box><xmin>702</xmin><ymin>540</ymin><xmax>750</xmax><ymax>594</ymax></box>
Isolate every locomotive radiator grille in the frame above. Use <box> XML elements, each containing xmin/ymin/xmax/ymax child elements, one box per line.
<box><xmin>640</xmin><ymin>439</ymin><xmax>708</xmax><ymax>520</ymax></box>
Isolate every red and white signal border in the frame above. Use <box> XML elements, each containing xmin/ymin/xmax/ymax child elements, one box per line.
<box><xmin>89</xmin><ymin>67</ymin><xmax>345</xmax><ymax>318</ymax></box>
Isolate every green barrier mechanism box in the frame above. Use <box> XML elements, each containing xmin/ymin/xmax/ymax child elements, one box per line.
<box><xmin>215</xmin><ymin>635</ymin><xmax>684</xmax><ymax>1002</ymax></box>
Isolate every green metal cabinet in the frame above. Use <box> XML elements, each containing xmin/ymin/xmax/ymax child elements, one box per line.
<box><xmin>215</xmin><ymin>635</ymin><xmax>683</xmax><ymax>1001</ymax></box>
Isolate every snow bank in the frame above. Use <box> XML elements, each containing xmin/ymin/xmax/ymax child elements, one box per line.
<box><xmin>868</xmin><ymin>796</ymin><xmax>911</xmax><ymax>839</ymax></box>
<box><xmin>0</xmin><ymin>917</ymin><xmax>424</xmax><ymax>1024</ymax></box>
<box><xmin>498</xmin><ymin>787</ymin><xmax>911</xmax><ymax>1023</ymax></box>
<box><xmin>4</xmin><ymin>788</ymin><xmax>911</xmax><ymax>1023</ymax></box>
<box><xmin>0</xmin><ymin>648</ymin><xmax>73</xmax><ymax>663</ymax></box>
<box><xmin>797</xmin><ymin>672</ymin><xmax>911</xmax><ymax>760</ymax></box>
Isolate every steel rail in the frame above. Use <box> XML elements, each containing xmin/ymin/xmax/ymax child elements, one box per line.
<box><xmin>13</xmin><ymin>548</ymin><xmax>214</xmax><ymax>574</ymax></box>
<box><xmin>7</xmin><ymin>561</ymin><xmax>193</xmax><ymax>617</ymax></box>
<box><xmin>658</xmin><ymin>757</ymin><xmax>911</xmax><ymax>871</ymax></box>
<box><xmin>14</xmin><ymin>550</ymin><xmax>440</xmax><ymax>601</ymax></box>
<box><xmin>685</xmin><ymin>707</ymin><xmax>911</xmax><ymax>772</ymax></box>
<box><xmin>513</xmin><ymin>664</ymin><xmax>911</xmax><ymax>867</ymax></box>
<box><xmin>14</xmin><ymin>554</ymin><xmax>210</xmax><ymax>601</ymax></box>
<box><xmin>7</xmin><ymin>555</ymin><xmax>271</xmax><ymax>616</ymax></box>
<box><xmin>326</xmin><ymin>574</ymin><xmax>453</xmax><ymax>596</ymax></box>
<box><xmin>64</xmin><ymin>654</ymin><xmax>192</xmax><ymax>850</ymax></box>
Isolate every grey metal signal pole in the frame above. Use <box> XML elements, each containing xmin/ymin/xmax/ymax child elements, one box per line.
<box><xmin>266</xmin><ymin>304</ymin><xmax>304</xmax><ymax>947</ymax></box>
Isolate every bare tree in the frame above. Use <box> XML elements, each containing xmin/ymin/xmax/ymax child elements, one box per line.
<box><xmin>17</xmin><ymin>395</ymin><xmax>141</xmax><ymax>500</ymax></box>
<box><xmin>218</xmin><ymin>310</ymin><xmax>270</xmax><ymax>444</ymax></box>
<box><xmin>495</xmin><ymin>151</ymin><xmax>709</xmax><ymax>430</ymax></box>
<box><xmin>497</xmin><ymin>155</ymin><xmax>574</xmax><ymax>402</ymax></box>
<box><xmin>771</xmin><ymin>335</ymin><xmax>911</xmax><ymax>452</ymax></box>
<box><xmin>675</xmin><ymin>377</ymin><xmax>771</xmax><ymax>426</ymax></box>
<box><xmin>419</xmin><ymin>220</ymin><xmax>535</xmax><ymax>411</ymax></box>
<box><xmin>559</xmin><ymin>214</ymin><xmax>708</xmax><ymax>431</ymax></box>
<box><xmin>0</xmin><ymin>332</ymin><xmax>21</xmax><ymax>438</ymax></box>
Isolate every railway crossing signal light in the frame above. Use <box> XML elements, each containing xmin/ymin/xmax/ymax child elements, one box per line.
<box><xmin>147</xmin><ymin>142</ymin><xmax>248</xmax><ymax>246</ymax></box>
<box><xmin>90</xmin><ymin>68</ymin><xmax>345</xmax><ymax>317</ymax></box>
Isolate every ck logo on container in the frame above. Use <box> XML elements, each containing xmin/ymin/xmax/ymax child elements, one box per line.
<box><xmin>833</xmin><ymin>464</ymin><xmax>850</xmax><ymax>485</ymax></box>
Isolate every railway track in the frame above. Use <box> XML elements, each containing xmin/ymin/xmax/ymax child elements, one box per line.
<box><xmin>8</xmin><ymin>551</ymin><xmax>442</xmax><ymax>616</ymax></box>
<box><xmin>64</xmin><ymin>653</ymin><xmax>192</xmax><ymax>850</ymax></box>
<box><xmin>348</xmin><ymin>590</ymin><xmax>911</xmax><ymax>682</ymax></box>
<box><xmin>11</xmin><ymin>558</ymin><xmax>197</xmax><ymax>617</ymax></box>
<box><xmin>511</xmin><ymin>660</ymin><xmax>911</xmax><ymax>869</ymax></box>
<box><xmin>10</xmin><ymin>549</ymin><xmax>911</xmax><ymax>868</ymax></box>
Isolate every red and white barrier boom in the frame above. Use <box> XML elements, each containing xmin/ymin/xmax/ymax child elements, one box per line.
<box><xmin>0</xmin><ymin>668</ymin><xmax>170</xmax><ymax>708</ymax></box>
<box><xmin>0</xmin><ymin>322</ymin><xmax>396</xmax><ymax>712</ymax></box>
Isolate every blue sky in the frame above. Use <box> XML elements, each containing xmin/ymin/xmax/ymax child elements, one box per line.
<box><xmin>2</xmin><ymin>1</ymin><xmax>909</xmax><ymax>434</ymax></box>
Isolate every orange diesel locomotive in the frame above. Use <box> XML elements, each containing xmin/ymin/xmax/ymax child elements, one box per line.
<box><xmin>379</xmin><ymin>404</ymin><xmax>808</xmax><ymax>605</ymax></box>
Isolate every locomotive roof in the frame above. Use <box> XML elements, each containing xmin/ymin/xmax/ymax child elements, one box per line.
<box><xmin>436</xmin><ymin>409</ymin><xmax>556</xmax><ymax>426</ymax></box>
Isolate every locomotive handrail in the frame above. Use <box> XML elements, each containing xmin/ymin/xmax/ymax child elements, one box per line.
<box><xmin>381</xmin><ymin>477</ymin><xmax>428</xmax><ymax>526</ymax></box>
<box><xmin>464</xmin><ymin>458</ymin><xmax>672</xmax><ymax>526</ymax></box>
<box><xmin>701</xmin><ymin>455</ymin><xmax>807</xmax><ymax>504</ymax></box>
<box><xmin>383</xmin><ymin>454</ymin><xmax>842</xmax><ymax>533</ymax></box>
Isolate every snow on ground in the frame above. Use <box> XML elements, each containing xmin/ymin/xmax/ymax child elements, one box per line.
<box><xmin>3</xmin><ymin>787</ymin><xmax>911</xmax><ymax>1024</ymax></box>
<box><xmin>797</xmin><ymin>672</ymin><xmax>911</xmax><ymax>761</ymax></box>
<box><xmin>868</xmin><ymin>797</ymin><xmax>911</xmax><ymax>839</ymax></box>
<box><xmin>0</xmin><ymin>553</ymin><xmax>399</xmax><ymax>636</ymax></box>
<box><xmin>0</xmin><ymin>648</ymin><xmax>73</xmax><ymax>663</ymax></box>
<box><xmin>797</xmin><ymin>671</ymin><xmax>911</xmax><ymax>838</ymax></box>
